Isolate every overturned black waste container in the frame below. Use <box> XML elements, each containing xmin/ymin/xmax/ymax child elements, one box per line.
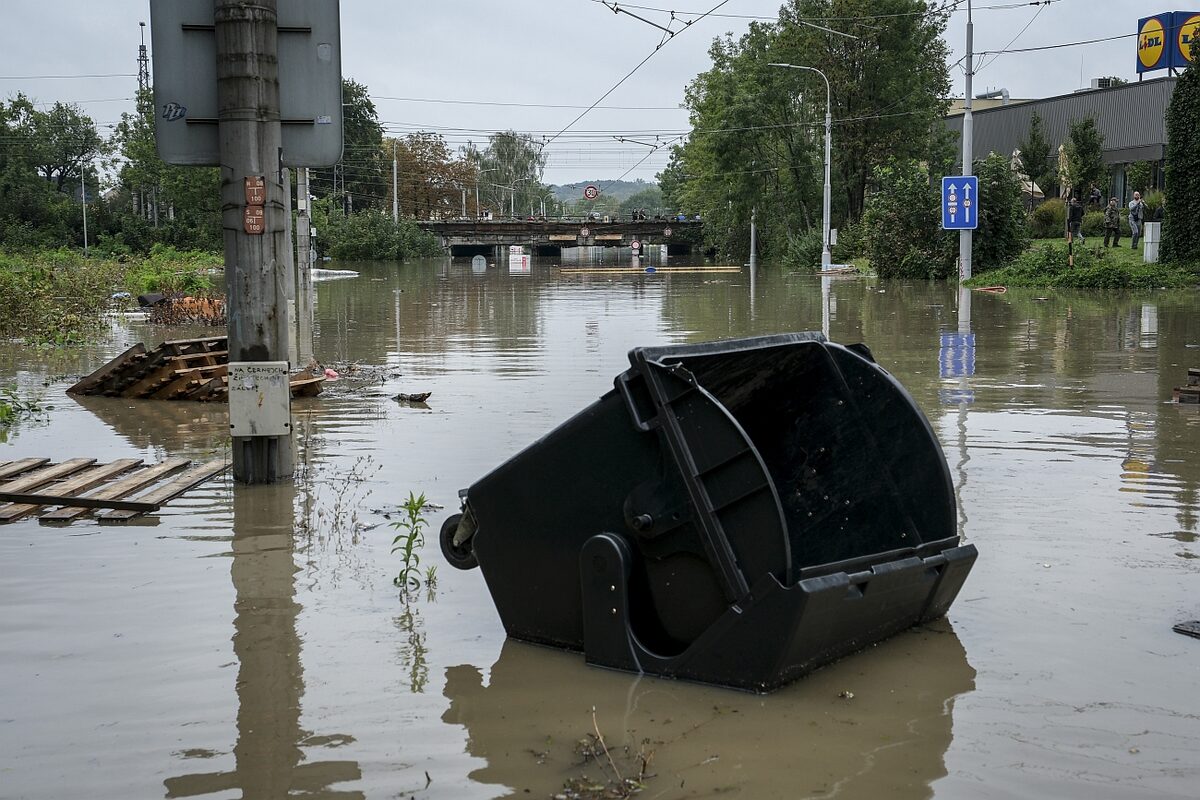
<box><xmin>441</xmin><ymin>333</ymin><xmax>977</xmax><ymax>692</ymax></box>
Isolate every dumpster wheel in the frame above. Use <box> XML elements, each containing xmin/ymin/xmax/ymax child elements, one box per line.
<box><xmin>440</xmin><ymin>512</ymin><xmax>479</xmax><ymax>570</ymax></box>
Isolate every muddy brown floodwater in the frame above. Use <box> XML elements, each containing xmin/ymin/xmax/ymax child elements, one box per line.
<box><xmin>1</xmin><ymin>255</ymin><xmax>1199</xmax><ymax>799</ymax></box>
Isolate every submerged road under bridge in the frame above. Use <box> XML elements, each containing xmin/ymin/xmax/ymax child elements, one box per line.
<box><xmin>416</xmin><ymin>219</ymin><xmax>703</xmax><ymax>257</ymax></box>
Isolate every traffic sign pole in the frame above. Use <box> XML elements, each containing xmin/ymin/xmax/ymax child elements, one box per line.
<box><xmin>960</xmin><ymin>0</ymin><xmax>974</xmax><ymax>282</ymax></box>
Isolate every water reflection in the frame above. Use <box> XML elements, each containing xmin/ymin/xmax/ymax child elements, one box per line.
<box><xmin>443</xmin><ymin>621</ymin><xmax>974</xmax><ymax>798</ymax></box>
<box><xmin>164</xmin><ymin>485</ymin><xmax>363</xmax><ymax>799</ymax></box>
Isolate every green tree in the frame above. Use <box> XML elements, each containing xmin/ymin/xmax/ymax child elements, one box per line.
<box><xmin>1016</xmin><ymin>111</ymin><xmax>1053</xmax><ymax>208</ymax></box>
<box><xmin>466</xmin><ymin>131</ymin><xmax>546</xmax><ymax>218</ymax></box>
<box><xmin>391</xmin><ymin>132</ymin><xmax>476</xmax><ymax>219</ymax></box>
<box><xmin>972</xmin><ymin>152</ymin><xmax>1028</xmax><ymax>272</ymax></box>
<box><xmin>619</xmin><ymin>186</ymin><xmax>665</xmax><ymax>216</ymax></box>
<box><xmin>861</xmin><ymin>160</ymin><xmax>953</xmax><ymax>279</ymax></box>
<box><xmin>1125</xmin><ymin>161</ymin><xmax>1152</xmax><ymax>196</ymax></box>
<box><xmin>1161</xmin><ymin>38</ymin><xmax>1200</xmax><ymax>263</ymax></box>
<box><xmin>1064</xmin><ymin>117</ymin><xmax>1105</xmax><ymax>199</ymax></box>
<box><xmin>111</xmin><ymin>88</ymin><xmax>221</xmax><ymax>251</ymax></box>
<box><xmin>312</xmin><ymin>79</ymin><xmax>386</xmax><ymax>211</ymax></box>
<box><xmin>663</xmin><ymin>0</ymin><xmax>952</xmax><ymax>261</ymax></box>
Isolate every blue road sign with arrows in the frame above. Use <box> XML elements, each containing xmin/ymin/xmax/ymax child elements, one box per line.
<box><xmin>942</xmin><ymin>176</ymin><xmax>978</xmax><ymax>230</ymax></box>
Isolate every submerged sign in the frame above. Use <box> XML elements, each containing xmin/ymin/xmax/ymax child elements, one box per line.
<box><xmin>1138</xmin><ymin>11</ymin><xmax>1200</xmax><ymax>73</ymax></box>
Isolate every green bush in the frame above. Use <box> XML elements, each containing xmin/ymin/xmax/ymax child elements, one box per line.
<box><xmin>862</xmin><ymin>160</ymin><xmax>955</xmax><ymax>279</ymax></box>
<box><xmin>1029</xmin><ymin>198</ymin><xmax>1066</xmax><ymax>238</ymax></box>
<box><xmin>832</xmin><ymin>220</ymin><xmax>865</xmax><ymax>262</ymax></box>
<box><xmin>972</xmin><ymin>152</ymin><xmax>1029</xmax><ymax>272</ymax></box>
<box><xmin>0</xmin><ymin>250</ymin><xmax>125</xmax><ymax>343</ymax></box>
<box><xmin>1143</xmin><ymin>190</ymin><xmax>1165</xmax><ymax>222</ymax></box>
<box><xmin>1081</xmin><ymin>211</ymin><xmax>1106</xmax><ymax>237</ymax></box>
<box><xmin>782</xmin><ymin>229</ymin><xmax>824</xmax><ymax>271</ymax></box>
<box><xmin>312</xmin><ymin>203</ymin><xmax>442</xmax><ymax>261</ymax></box>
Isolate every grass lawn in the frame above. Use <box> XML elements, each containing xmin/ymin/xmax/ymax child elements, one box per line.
<box><xmin>966</xmin><ymin>239</ymin><xmax>1199</xmax><ymax>290</ymax></box>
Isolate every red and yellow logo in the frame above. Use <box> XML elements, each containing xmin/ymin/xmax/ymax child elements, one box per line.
<box><xmin>1139</xmin><ymin>17</ymin><xmax>1166</xmax><ymax>68</ymax></box>
<box><xmin>1179</xmin><ymin>14</ymin><xmax>1200</xmax><ymax>63</ymax></box>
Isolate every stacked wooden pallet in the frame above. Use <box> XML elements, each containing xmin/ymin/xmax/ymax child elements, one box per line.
<box><xmin>68</xmin><ymin>336</ymin><xmax>324</xmax><ymax>402</ymax></box>
<box><xmin>1175</xmin><ymin>368</ymin><xmax>1199</xmax><ymax>405</ymax></box>
<box><xmin>0</xmin><ymin>457</ymin><xmax>227</xmax><ymax>524</ymax></box>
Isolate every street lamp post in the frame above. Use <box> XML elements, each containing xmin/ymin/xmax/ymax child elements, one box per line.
<box><xmin>769</xmin><ymin>63</ymin><xmax>833</xmax><ymax>269</ymax></box>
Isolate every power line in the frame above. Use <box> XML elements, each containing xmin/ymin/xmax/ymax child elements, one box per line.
<box><xmin>371</xmin><ymin>95</ymin><xmax>685</xmax><ymax>111</ymax></box>
<box><xmin>975</xmin><ymin>31</ymin><xmax>1138</xmax><ymax>57</ymax></box>
<box><xmin>0</xmin><ymin>73</ymin><xmax>137</xmax><ymax>80</ymax></box>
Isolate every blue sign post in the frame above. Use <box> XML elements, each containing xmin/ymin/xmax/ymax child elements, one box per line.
<box><xmin>942</xmin><ymin>176</ymin><xmax>978</xmax><ymax>230</ymax></box>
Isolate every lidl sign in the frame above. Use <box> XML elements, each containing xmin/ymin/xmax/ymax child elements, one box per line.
<box><xmin>1138</xmin><ymin>11</ymin><xmax>1200</xmax><ymax>73</ymax></box>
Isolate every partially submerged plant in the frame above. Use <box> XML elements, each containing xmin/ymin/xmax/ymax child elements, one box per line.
<box><xmin>392</xmin><ymin>492</ymin><xmax>428</xmax><ymax>594</ymax></box>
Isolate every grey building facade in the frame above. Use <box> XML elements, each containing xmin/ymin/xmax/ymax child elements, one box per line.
<box><xmin>944</xmin><ymin>77</ymin><xmax>1178</xmax><ymax>203</ymax></box>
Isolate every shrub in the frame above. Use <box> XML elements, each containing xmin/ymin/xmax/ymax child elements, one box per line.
<box><xmin>1143</xmin><ymin>190</ymin><xmax>1165</xmax><ymax>222</ymax></box>
<box><xmin>972</xmin><ymin>152</ymin><xmax>1029</xmax><ymax>272</ymax></box>
<box><xmin>1081</xmin><ymin>211</ymin><xmax>1106</xmax><ymax>237</ymax></box>
<box><xmin>1029</xmin><ymin>197</ymin><xmax>1066</xmax><ymax>238</ymax></box>
<box><xmin>781</xmin><ymin>229</ymin><xmax>824</xmax><ymax>270</ymax></box>
<box><xmin>832</xmin><ymin>219</ymin><xmax>865</xmax><ymax>262</ymax></box>
<box><xmin>1162</xmin><ymin>50</ymin><xmax>1200</xmax><ymax>262</ymax></box>
<box><xmin>862</xmin><ymin>160</ymin><xmax>955</xmax><ymax>279</ymax></box>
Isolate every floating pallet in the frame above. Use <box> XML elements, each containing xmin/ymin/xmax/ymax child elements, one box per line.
<box><xmin>1173</xmin><ymin>367</ymin><xmax>1199</xmax><ymax>405</ymax></box>
<box><xmin>68</xmin><ymin>336</ymin><xmax>323</xmax><ymax>402</ymax></box>
<box><xmin>0</xmin><ymin>457</ymin><xmax>228</xmax><ymax>524</ymax></box>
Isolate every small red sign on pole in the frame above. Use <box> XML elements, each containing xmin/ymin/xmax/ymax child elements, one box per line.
<box><xmin>244</xmin><ymin>176</ymin><xmax>266</xmax><ymax>206</ymax></box>
<box><xmin>244</xmin><ymin>206</ymin><xmax>265</xmax><ymax>235</ymax></box>
<box><xmin>630</xmin><ymin>240</ymin><xmax>641</xmax><ymax>250</ymax></box>
<box><xmin>583</xmin><ymin>185</ymin><xmax>599</xmax><ymax>200</ymax></box>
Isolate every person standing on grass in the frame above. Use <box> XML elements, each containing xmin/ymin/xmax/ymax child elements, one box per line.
<box><xmin>1103</xmin><ymin>197</ymin><xmax>1121</xmax><ymax>247</ymax></box>
<box><xmin>1128</xmin><ymin>191</ymin><xmax>1146</xmax><ymax>249</ymax></box>
<box><xmin>1068</xmin><ymin>196</ymin><xmax>1086</xmax><ymax>244</ymax></box>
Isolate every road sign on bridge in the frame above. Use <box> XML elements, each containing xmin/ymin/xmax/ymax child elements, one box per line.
<box><xmin>942</xmin><ymin>176</ymin><xmax>978</xmax><ymax>230</ymax></box>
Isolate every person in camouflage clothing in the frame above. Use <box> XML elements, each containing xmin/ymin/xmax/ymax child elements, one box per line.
<box><xmin>1103</xmin><ymin>197</ymin><xmax>1121</xmax><ymax>247</ymax></box>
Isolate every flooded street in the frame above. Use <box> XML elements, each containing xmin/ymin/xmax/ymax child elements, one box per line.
<box><xmin>2</xmin><ymin>256</ymin><xmax>1199</xmax><ymax>799</ymax></box>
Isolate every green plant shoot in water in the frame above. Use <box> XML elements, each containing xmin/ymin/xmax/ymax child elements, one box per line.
<box><xmin>392</xmin><ymin>492</ymin><xmax>428</xmax><ymax>593</ymax></box>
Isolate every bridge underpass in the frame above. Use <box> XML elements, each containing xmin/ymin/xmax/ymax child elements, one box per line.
<box><xmin>416</xmin><ymin>219</ymin><xmax>703</xmax><ymax>257</ymax></box>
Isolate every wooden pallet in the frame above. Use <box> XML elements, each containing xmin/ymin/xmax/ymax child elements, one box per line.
<box><xmin>1173</xmin><ymin>367</ymin><xmax>1199</xmax><ymax>405</ymax></box>
<box><xmin>0</xmin><ymin>457</ymin><xmax>228</xmax><ymax>524</ymax></box>
<box><xmin>68</xmin><ymin>336</ymin><xmax>323</xmax><ymax>402</ymax></box>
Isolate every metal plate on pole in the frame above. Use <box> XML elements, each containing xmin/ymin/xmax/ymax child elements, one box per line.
<box><xmin>583</xmin><ymin>185</ymin><xmax>599</xmax><ymax>200</ymax></box>
<box><xmin>243</xmin><ymin>206</ymin><xmax>265</xmax><ymax>235</ymax></box>
<box><xmin>149</xmin><ymin>0</ymin><xmax>343</xmax><ymax>167</ymax></box>
<box><xmin>244</xmin><ymin>176</ymin><xmax>266</xmax><ymax>205</ymax></box>
<box><xmin>942</xmin><ymin>176</ymin><xmax>978</xmax><ymax>230</ymax></box>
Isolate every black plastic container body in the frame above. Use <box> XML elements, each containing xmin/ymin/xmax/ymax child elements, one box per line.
<box><xmin>463</xmin><ymin>333</ymin><xmax>977</xmax><ymax>692</ymax></box>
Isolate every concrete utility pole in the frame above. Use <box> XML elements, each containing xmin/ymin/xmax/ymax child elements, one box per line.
<box><xmin>749</xmin><ymin>206</ymin><xmax>757</xmax><ymax>270</ymax></box>
<box><xmin>296</xmin><ymin>167</ymin><xmax>314</xmax><ymax>364</ymax></box>
<box><xmin>392</xmin><ymin>140</ymin><xmax>399</xmax><ymax>223</ymax></box>
<box><xmin>81</xmin><ymin>162</ymin><xmax>89</xmax><ymax>257</ymax></box>
<box><xmin>216</xmin><ymin>0</ymin><xmax>293</xmax><ymax>483</ymax></box>
<box><xmin>769</xmin><ymin>63</ymin><xmax>833</xmax><ymax>269</ymax></box>
<box><xmin>960</xmin><ymin>0</ymin><xmax>974</xmax><ymax>282</ymax></box>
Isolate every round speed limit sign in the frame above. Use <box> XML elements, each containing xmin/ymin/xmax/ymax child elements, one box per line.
<box><xmin>583</xmin><ymin>185</ymin><xmax>599</xmax><ymax>200</ymax></box>
<box><xmin>630</xmin><ymin>240</ymin><xmax>641</xmax><ymax>250</ymax></box>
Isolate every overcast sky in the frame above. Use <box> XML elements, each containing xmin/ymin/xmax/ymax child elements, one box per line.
<box><xmin>0</xmin><ymin>1</ymin><xmax>1157</xmax><ymax>185</ymax></box>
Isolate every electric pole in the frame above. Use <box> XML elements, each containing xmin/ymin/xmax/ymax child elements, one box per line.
<box><xmin>392</xmin><ymin>140</ymin><xmax>399</xmax><ymax>223</ymax></box>
<box><xmin>960</xmin><ymin>0</ymin><xmax>974</xmax><ymax>282</ymax></box>
<box><xmin>216</xmin><ymin>0</ymin><xmax>293</xmax><ymax>482</ymax></box>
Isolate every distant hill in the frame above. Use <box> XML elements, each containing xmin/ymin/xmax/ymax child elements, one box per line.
<box><xmin>549</xmin><ymin>179</ymin><xmax>657</xmax><ymax>203</ymax></box>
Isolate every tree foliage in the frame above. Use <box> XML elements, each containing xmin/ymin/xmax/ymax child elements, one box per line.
<box><xmin>972</xmin><ymin>152</ymin><xmax>1028</xmax><ymax>272</ymax></box>
<box><xmin>1016</xmin><ymin>111</ymin><xmax>1053</xmax><ymax>204</ymax></box>
<box><xmin>662</xmin><ymin>0</ymin><xmax>952</xmax><ymax>262</ymax></box>
<box><xmin>861</xmin><ymin>160</ymin><xmax>953</xmax><ymax>279</ymax></box>
<box><xmin>311</xmin><ymin>79</ymin><xmax>387</xmax><ymax>211</ymax></box>
<box><xmin>1161</xmin><ymin>45</ymin><xmax>1200</xmax><ymax>264</ymax></box>
<box><xmin>465</xmin><ymin>131</ymin><xmax>547</xmax><ymax>217</ymax></box>
<box><xmin>391</xmin><ymin>132</ymin><xmax>476</xmax><ymax>219</ymax></box>
<box><xmin>1064</xmin><ymin>117</ymin><xmax>1105</xmax><ymax>198</ymax></box>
